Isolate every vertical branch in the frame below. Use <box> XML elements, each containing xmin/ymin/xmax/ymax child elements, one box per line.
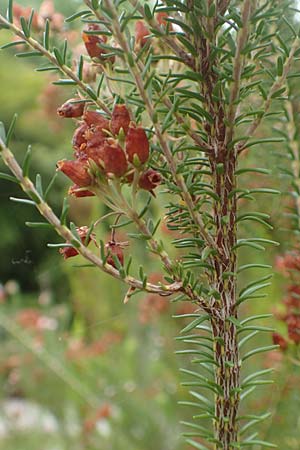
<box><xmin>225</xmin><ymin>0</ymin><xmax>251</xmax><ymax>146</ymax></box>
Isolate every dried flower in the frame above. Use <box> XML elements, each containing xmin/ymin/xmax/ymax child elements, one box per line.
<box><xmin>110</xmin><ymin>104</ymin><xmax>131</xmax><ymax>136</ymax></box>
<box><xmin>59</xmin><ymin>226</ymin><xmax>94</xmax><ymax>259</ymax></box>
<box><xmin>125</xmin><ymin>125</ymin><xmax>149</xmax><ymax>164</ymax></box>
<box><xmin>138</xmin><ymin>169</ymin><xmax>161</xmax><ymax>192</ymax></box>
<box><xmin>57</xmin><ymin>159</ymin><xmax>92</xmax><ymax>187</ymax></box>
<box><xmin>105</xmin><ymin>241</ymin><xmax>124</xmax><ymax>267</ymax></box>
<box><xmin>57</xmin><ymin>98</ymin><xmax>85</xmax><ymax>118</ymax></box>
<box><xmin>82</xmin><ymin>24</ymin><xmax>114</xmax><ymax>63</ymax></box>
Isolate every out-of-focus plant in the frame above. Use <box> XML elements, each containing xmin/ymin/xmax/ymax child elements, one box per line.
<box><xmin>272</xmin><ymin>93</ymin><xmax>300</xmax><ymax>367</ymax></box>
<box><xmin>1</xmin><ymin>1</ymin><xmax>300</xmax><ymax>448</ymax></box>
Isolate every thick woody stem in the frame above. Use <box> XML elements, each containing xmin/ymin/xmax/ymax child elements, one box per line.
<box><xmin>211</xmin><ymin>152</ymin><xmax>240</xmax><ymax>449</ymax></box>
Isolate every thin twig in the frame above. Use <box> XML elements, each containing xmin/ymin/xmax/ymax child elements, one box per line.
<box><xmin>225</xmin><ymin>0</ymin><xmax>251</xmax><ymax>146</ymax></box>
<box><xmin>238</xmin><ymin>35</ymin><xmax>300</xmax><ymax>153</ymax></box>
<box><xmin>0</xmin><ymin>137</ymin><xmax>180</xmax><ymax>296</ymax></box>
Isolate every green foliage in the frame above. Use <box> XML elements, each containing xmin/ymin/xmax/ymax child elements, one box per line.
<box><xmin>0</xmin><ymin>0</ymin><xmax>300</xmax><ymax>449</ymax></box>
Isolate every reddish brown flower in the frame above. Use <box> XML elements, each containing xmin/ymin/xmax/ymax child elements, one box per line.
<box><xmin>57</xmin><ymin>98</ymin><xmax>85</xmax><ymax>118</ymax></box>
<box><xmin>68</xmin><ymin>185</ymin><xmax>95</xmax><ymax>197</ymax></box>
<box><xmin>125</xmin><ymin>125</ymin><xmax>149</xmax><ymax>164</ymax></box>
<box><xmin>100</xmin><ymin>140</ymin><xmax>128</xmax><ymax>177</ymax></box>
<box><xmin>272</xmin><ymin>332</ymin><xmax>288</xmax><ymax>351</ymax></box>
<box><xmin>286</xmin><ymin>315</ymin><xmax>300</xmax><ymax>344</ymax></box>
<box><xmin>59</xmin><ymin>226</ymin><xmax>94</xmax><ymax>259</ymax></box>
<box><xmin>135</xmin><ymin>20</ymin><xmax>150</xmax><ymax>48</ymax></box>
<box><xmin>82</xmin><ymin>24</ymin><xmax>114</xmax><ymax>62</ymax></box>
<box><xmin>139</xmin><ymin>169</ymin><xmax>161</xmax><ymax>192</ymax></box>
<box><xmin>110</xmin><ymin>104</ymin><xmax>131</xmax><ymax>136</ymax></box>
<box><xmin>57</xmin><ymin>159</ymin><xmax>92</xmax><ymax>187</ymax></box>
<box><xmin>156</xmin><ymin>12</ymin><xmax>172</xmax><ymax>29</ymax></box>
<box><xmin>105</xmin><ymin>241</ymin><xmax>124</xmax><ymax>267</ymax></box>
<box><xmin>83</xmin><ymin>110</ymin><xmax>110</xmax><ymax>129</ymax></box>
<box><xmin>72</xmin><ymin>123</ymin><xmax>88</xmax><ymax>152</ymax></box>
<box><xmin>85</xmin><ymin>126</ymin><xmax>107</xmax><ymax>149</ymax></box>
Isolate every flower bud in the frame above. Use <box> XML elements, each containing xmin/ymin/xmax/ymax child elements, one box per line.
<box><xmin>272</xmin><ymin>332</ymin><xmax>288</xmax><ymax>351</ymax></box>
<box><xmin>57</xmin><ymin>99</ymin><xmax>85</xmax><ymax>118</ymax></box>
<box><xmin>110</xmin><ymin>104</ymin><xmax>131</xmax><ymax>136</ymax></box>
<box><xmin>60</xmin><ymin>226</ymin><xmax>94</xmax><ymax>259</ymax></box>
<box><xmin>57</xmin><ymin>159</ymin><xmax>92</xmax><ymax>187</ymax></box>
<box><xmin>135</xmin><ymin>20</ymin><xmax>149</xmax><ymax>48</ymax></box>
<box><xmin>125</xmin><ymin>125</ymin><xmax>149</xmax><ymax>164</ymax></box>
<box><xmin>105</xmin><ymin>241</ymin><xmax>124</xmax><ymax>267</ymax></box>
<box><xmin>68</xmin><ymin>185</ymin><xmax>95</xmax><ymax>197</ymax></box>
<box><xmin>138</xmin><ymin>169</ymin><xmax>161</xmax><ymax>192</ymax></box>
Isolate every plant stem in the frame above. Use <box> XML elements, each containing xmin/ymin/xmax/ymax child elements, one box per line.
<box><xmin>0</xmin><ymin>137</ymin><xmax>179</xmax><ymax>296</ymax></box>
<box><xmin>0</xmin><ymin>13</ymin><xmax>111</xmax><ymax>115</ymax></box>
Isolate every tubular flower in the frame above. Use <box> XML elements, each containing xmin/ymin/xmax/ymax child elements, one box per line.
<box><xmin>57</xmin><ymin>98</ymin><xmax>85</xmax><ymax>118</ymax></box>
<box><xmin>105</xmin><ymin>241</ymin><xmax>124</xmax><ymax>267</ymax></box>
<box><xmin>82</xmin><ymin>24</ymin><xmax>114</xmax><ymax>63</ymax></box>
<box><xmin>83</xmin><ymin>110</ymin><xmax>110</xmax><ymax>129</ymax></box>
<box><xmin>57</xmin><ymin>159</ymin><xmax>92</xmax><ymax>187</ymax></box>
<box><xmin>100</xmin><ymin>140</ymin><xmax>128</xmax><ymax>177</ymax></box>
<box><xmin>68</xmin><ymin>185</ymin><xmax>95</xmax><ymax>197</ymax></box>
<box><xmin>125</xmin><ymin>124</ymin><xmax>149</xmax><ymax>164</ymax></box>
<box><xmin>110</xmin><ymin>104</ymin><xmax>131</xmax><ymax>136</ymax></box>
<box><xmin>135</xmin><ymin>20</ymin><xmax>150</xmax><ymax>48</ymax></box>
<box><xmin>138</xmin><ymin>169</ymin><xmax>161</xmax><ymax>192</ymax></box>
<box><xmin>59</xmin><ymin>226</ymin><xmax>94</xmax><ymax>259</ymax></box>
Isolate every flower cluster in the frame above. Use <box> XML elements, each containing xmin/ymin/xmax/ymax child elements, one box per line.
<box><xmin>56</xmin><ymin>100</ymin><xmax>160</xmax><ymax>197</ymax></box>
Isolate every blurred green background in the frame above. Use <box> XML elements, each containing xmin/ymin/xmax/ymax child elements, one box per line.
<box><xmin>0</xmin><ymin>1</ymin><xmax>299</xmax><ymax>449</ymax></box>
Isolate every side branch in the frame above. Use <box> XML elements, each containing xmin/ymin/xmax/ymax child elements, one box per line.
<box><xmin>0</xmin><ymin>14</ymin><xmax>111</xmax><ymax>116</ymax></box>
<box><xmin>225</xmin><ymin>0</ymin><xmax>251</xmax><ymax>146</ymax></box>
<box><xmin>238</xmin><ymin>35</ymin><xmax>300</xmax><ymax>153</ymax></box>
<box><xmin>103</xmin><ymin>0</ymin><xmax>220</xmax><ymax>256</ymax></box>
